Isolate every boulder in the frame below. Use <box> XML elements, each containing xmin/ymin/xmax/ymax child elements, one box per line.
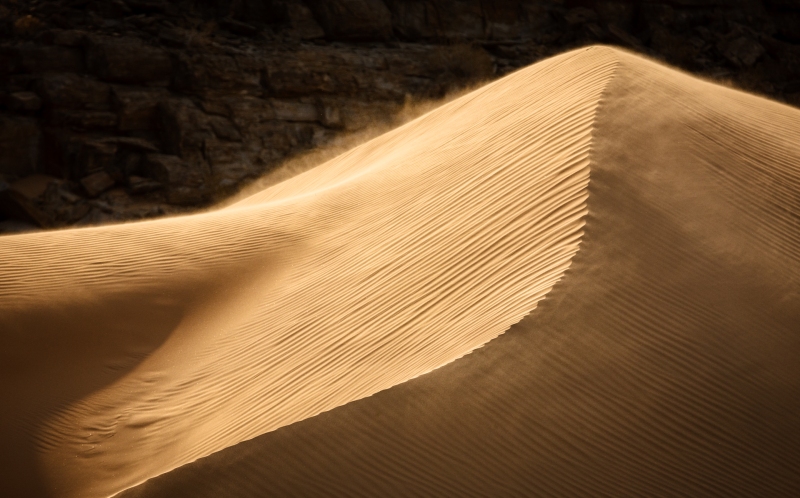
<box><xmin>118</xmin><ymin>150</ymin><xmax>144</xmax><ymax>179</ymax></box>
<box><xmin>50</xmin><ymin>110</ymin><xmax>118</xmax><ymax>130</ymax></box>
<box><xmin>282</xmin><ymin>0</ymin><xmax>326</xmax><ymax>39</ymax></box>
<box><xmin>157</xmin><ymin>98</ymin><xmax>214</xmax><ymax>166</ymax></box>
<box><xmin>87</xmin><ymin>136</ymin><xmax>161</xmax><ymax>181</ymax></box>
<box><xmin>145</xmin><ymin>153</ymin><xmax>204</xmax><ymax>188</ymax></box>
<box><xmin>85</xmin><ymin>36</ymin><xmax>172</xmax><ymax>84</ymax></box>
<box><xmin>10</xmin><ymin>174</ymin><xmax>58</xmax><ymax>200</ymax></box>
<box><xmin>0</xmin><ymin>115</ymin><xmax>40</xmax><ymax>177</ymax></box>
<box><xmin>128</xmin><ymin>175</ymin><xmax>162</xmax><ymax>195</ymax></box>
<box><xmin>59</xmin><ymin>201</ymin><xmax>92</xmax><ymax>224</ymax></box>
<box><xmin>262</xmin><ymin>47</ymin><xmax>362</xmax><ymax>97</ymax></box>
<box><xmin>270</xmin><ymin>99</ymin><xmax>319</xmax><ymax>122</ymax></box>
<box><xmin>319</xmin><ymin>104</ymin><xmax>343</xmax><ymax>128</ymax></box>
<box><xmin>252</xmin><ymin>121</ymin><xmax>293</xmax><ymax>154</ymax></box>
<box><xmin>305</xmin><ymin>0</ymin><xmax>393</xmax><ymax>41</ymax></box>
<box><xmin>482</xmin><ymin>0</ymin><xmax>525</xmax><ymax>39</ymax></box>
<box><xmin>165</xmin><ymin>186</ymin><xmax>206</xmax><ymax>206</ymax></box>
<box><xmin>385</xmin><ymin>0</ymin><xmax>484</xmax><ymax>40</ymax></box>
<box><xmin>172</xmin><ymin>52</ymin><xmax>261</xmax><ymax>93</ymax></box>
<box><xmin>112</xmin><ymin>86</ymin><xmax>170</xmax><ymax>131</ymax></box>
<box><xmin>144</xmin><ymin>153</ymin><xmax>206</xmax><ymax>201</ymax></box>
<box><xmin>80</xmin><ymin>170</ymin><xmax>116</xmax><ymax>197</ymax></box>
<box><xmin>52</xmin><ymin>184</ymin><xmax>83</xmax><ymax>205</ymax></box>
<box><xmin>208</xmin><ymin>116</ymin><xmax>242</xmax><ymax>141</ymax></box>
<box><xmin>384</xmin><ymin>0</ymin><xmax>435</xmax><ymax>40</ymax></box>
<box><xmin>0</xmin><ymin>180</ymin><xmax>50</xmax><ymax>227</ymax></box>
<box><xmin>287</xmin><ymin>122</ymin><xmax>317</xmax><ymax>148</ymax></box>
<box><xmin>5</xmin><ymin>175</ymin><xmax>90</xmax><ymax>228</ymax></box>
<box><xmin>73</xmin><ymin>139</ymin><xmax>117</xmax><ymax>179</ymax></box>
<box><xmin>100</xmin><ymin>136</ymin><xmax>160</xmax><ymax>153</ymax></box>
<box><xmin>443</xmin><ymin>2</ymin><xmax>491</xmax><ymax>39</ymax></box>
<box><xmin>204</xmin><ymin>139</ymin><xmax>251</xmax><ymax>186</ymax></box>
<box><xmin>36</xmin><ymin>73</ymin><xmax>111</xmax><ymax>110</ymax></box>
<box><xmin>14</xmin><ymin>44</ymin><xmax>85</xmax><ymax>73</ymax></box>
<box><xmin>224</xmin><ymin>95</ymin><xmax>275</xmax><ymax>131</ymax></box>
<box><xmin>477</xmin><ymin>0</ymin><xmax>557</xmax><ymax>40</ymax></box>
<box><xmin>719</xmin><ymin>36</ymin><xmax>765</xmax><ymax>67</ymax></box>
<box><xmin>198</xmin><ymin>97</ymin><xmax>230</xmax><ymax>117</ymax></box>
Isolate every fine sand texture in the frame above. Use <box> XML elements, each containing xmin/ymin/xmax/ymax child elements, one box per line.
<box><xmin>2</xmin><ymin>46</ymin><xmax>800</xmax><ymax>497</ymax></box>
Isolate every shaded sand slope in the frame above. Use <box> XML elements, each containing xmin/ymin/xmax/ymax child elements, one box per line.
<box><xmin>0</xmin><ymin>48</ymin><xmax>618</xmax><ymax>497</ymax></box>
<box><xmin>121</xmin><ymin>48</ymin><xmax>800</xmax><ymax>497</ymax></box>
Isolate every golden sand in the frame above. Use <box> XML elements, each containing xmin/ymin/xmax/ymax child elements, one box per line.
<box><xmin>2</xmin><ymin>46</ymin><xmax>799</xmax><ymax>497</ymax></box>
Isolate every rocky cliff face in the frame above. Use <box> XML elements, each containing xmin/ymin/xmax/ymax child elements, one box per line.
<box><xmin>0</xmin><ymin>0</ymin><xmax>798</xmax><ymax>233</ymax></box>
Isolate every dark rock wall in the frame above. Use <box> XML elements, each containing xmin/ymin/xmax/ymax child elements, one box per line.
<box><xmin>0</xmin><ymin>0</ymin><xmax>798</xmax><ymax>232</ymax></box>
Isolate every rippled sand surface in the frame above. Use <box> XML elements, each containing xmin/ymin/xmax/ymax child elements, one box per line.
<box><xmin>1</xmin><ymin>46</ymin><xmax>799</xmax><ymax>498</ymax></box>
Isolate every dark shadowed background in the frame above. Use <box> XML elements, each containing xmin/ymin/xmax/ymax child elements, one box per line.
<box><xmin>0</xmin><ymin>0</ymin><xmax>798</xmax><ymax>233</ymax></box>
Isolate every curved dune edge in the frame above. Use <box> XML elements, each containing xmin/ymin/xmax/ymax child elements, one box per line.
<box><xmin>118</xmin><ymin>48</ymin><xmax>800</xmax><ymax>497</ymax></box>
<box><xmin>0</xmin><ymin>48</ymin><xmax>619</xmax><ymax>498</ymax></box>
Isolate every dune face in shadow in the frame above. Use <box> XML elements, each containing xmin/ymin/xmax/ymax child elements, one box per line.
<box><xmin>0</xmin><ymin>292</ymin><xmax>185</xmax><ymax>497</ymax></box>
<box><xmin>117</xmin><ymin>48</ymin><xmax>800</xmax><ymax>497</ymax></box>
<box><xmin>0</xmin><ymin>48</ymin><xmax>619</xmax><ymax>497</ymax></box>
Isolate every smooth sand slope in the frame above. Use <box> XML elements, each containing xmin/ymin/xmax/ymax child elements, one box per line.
<box><xmin>1</xmin><ymin>46</ymin><xmax>799</xmax><ymax>497</ymax></box>
<box><xmin>1</xmin><ymin>47</ymin><xmax>612</xmax><ymax>497</ymax></box>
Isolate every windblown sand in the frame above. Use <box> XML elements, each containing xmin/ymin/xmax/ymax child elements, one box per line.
<box><xmin>1</xmin><ymin>46</ymin><xmax>799</xmax><ymax>498</ymax></box>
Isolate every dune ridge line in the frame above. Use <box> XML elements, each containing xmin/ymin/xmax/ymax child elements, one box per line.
<box><xmin>1</xmin><ymin>46</ymin><xmax>620</xmax><ymax>498</ymax></box>
<box><xmin>113</xmin><ymin>45</ymin><xmax>800</xmax><ymax>498</ymax></box>
<box><xmin>115</xmin><ymin>46</ymin><xmax>800</xmax><ymax>498</ymax></box>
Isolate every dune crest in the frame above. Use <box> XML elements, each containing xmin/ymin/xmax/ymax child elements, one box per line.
<box><xmin>0</xmin><ymin>48</ymin><xmax>619</xmax><ymax>497</ymax></box>
<box><xmin>119</xmin><ymin>47</ymin><xmax>800</xmax><ymax>498</ymax></box>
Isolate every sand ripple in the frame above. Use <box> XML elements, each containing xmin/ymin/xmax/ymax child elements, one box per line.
<box><xmin>1</xmin><ymin>47</ymin><xmax>624</xmax><ymax>498</ymax></box>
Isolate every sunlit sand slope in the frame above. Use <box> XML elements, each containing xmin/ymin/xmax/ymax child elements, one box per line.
<box><xmin>0</xmin><ymin>48</ymin><xmax>618</xmax><ymax>498</ymax></box>
<box><xmin>121</xmin><ymin>48</ymin><xmax>800</xmax><ymax>497</ymax></box>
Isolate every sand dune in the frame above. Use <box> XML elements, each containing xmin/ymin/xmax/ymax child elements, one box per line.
<box><xmin>2</xmin><ymin>46</ymin><xmax>800</xmax><ymax>497</ymax></box>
